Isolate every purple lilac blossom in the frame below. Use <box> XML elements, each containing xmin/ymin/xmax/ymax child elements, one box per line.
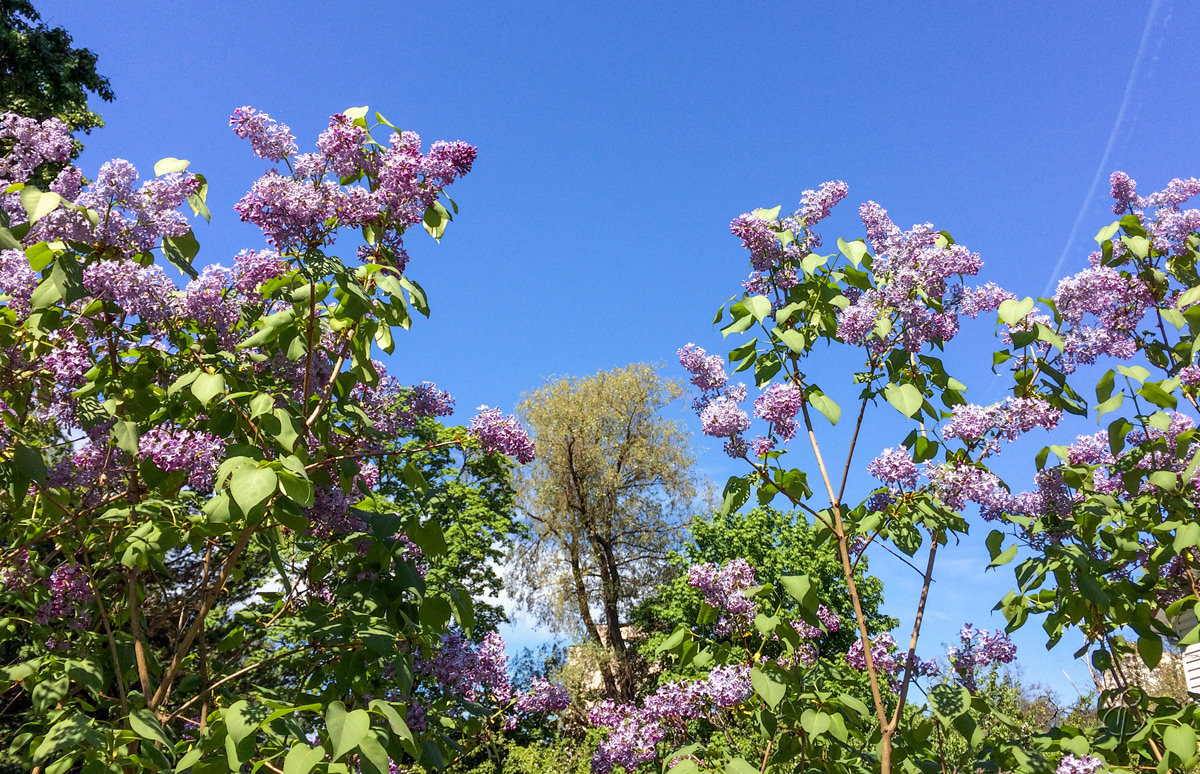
<box><xmin>867</xmin><ymin>446</ymin><xmax>918</xmax><ymax>489</ymax></box>
<box><xmin>137</xmin><ymin>426</ymin><xmax>226</xmax><ymax>490</ymax></box>
<box><xmin>316</xmin><ymin>113</ymin><xmax>369</xmax><ymax>178</ymax></box>
<box><xmin>0</xmin><ymin>113</ymin><xmax>72</xmax><ymax>177</ymax></box>
<box><xmin>753</xmin><ymin>382</ymin><xmax>802</xmax><ymax>441</ymax></box>
<box><xmin>1056</xmin><ymin>754</ymin><xmax>1104</xmax><ymax>774</ymax></box>
<box><xmin>232</xmin><ymin>249</ymin><xmax>286</xmax><ymax>294</ymax></box>
<box><xmin>1180</xmin><ymin>364</ymin><xmax>1200</xmax><ymax>387</ymax></box>
<box><xmin>835</xmin><ymin>200</ymin><xmax>987</xmax><ymax>353</ymax></box>
<box><xmin>799</xmin><ymin>180</ymin><xmax>849</xmax><ymax>226</ymax></box>
<box><xmin>677</xmin><ymin>343</ymin><xmax>728</xmax><ymax>392</ymax></box>
<box><xmin>687</xmin><ymin>558</ymin><xmax>756</xmax><ymax>636</ymax></box>
<box><xmin>35</xmin><ymin>562</ymin><xmax>93</xmax><ymax>630</ymax></box>
<box><xmin>730</xmin><ymin>213</ymin><xmax>781</xmax><ymax>271</ymax></box>
<box><xmin>468</xmin><ymin>406</ymin><xmax>535</xmax><ymax>463</ymax></box>
<box><xmin>949</xmin><ymin>624</ymin><xmax>1017</xmax><ymax>691</ymax></box>
<box><xmin>83</xmin><ymin>258</ymin><xmax>178</xmax><ymax>322</ymax></box>
<box><xmin>418</xmin><ymin>630</ymin><xmax>513</xmax><ymax>704</ymax></box>
<box><xmin>1052</xmin><ymin>266</ymin><xmax>1151</xmax><ymax>373</ymax></box>
<box><xmin>0</xmin><ymin>248</ymin><xmax>35</xmax><ymax>317</ymax></box>
<box><xmin>700</xmin><ymin>394</ymin><xmax>750</xmax><ymax>439</ymax></box>
<box><xmin>306</xmin><ymin>485</ymin><xmax>366</xmax><ymax>538</ymax></box>
<box><xmin>0</xmin><ymin>550</ymin><xmax>32</xmax><ymax>592</ymax></box>
<box><xmin>515</xmin><ymin>679</ymin><xmax>571</xmax><ymax>714</ymax></box>
<box><xmin>229</xmin><ymin>107</ymin><xmax>297</xmax><ymax>161</ymax></box>
<box><xmin>397</xmin><ymin>382</ymin><xmax>455</xmax><ymax>427</ymax></box>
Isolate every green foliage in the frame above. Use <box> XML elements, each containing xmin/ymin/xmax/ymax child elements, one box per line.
<box><xmin>635</xmin><ymin>506</ymin><xmax>894</xmax><ymax>673</ymax></box>
<box><xmin>374</xmin><ymin>420</ymin><xmax>521</xmax><ymax>631</ymax></box>
<box><xmin>0</xmin><ymin>0</ymin><xmax>113</xmax><ymax>140</ymax></box>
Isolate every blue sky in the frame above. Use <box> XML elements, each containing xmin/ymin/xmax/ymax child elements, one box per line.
<box><xmin>46</xmin><ymin>1</ymin><xmax>1200</xmax><ymax>698</ymax></box>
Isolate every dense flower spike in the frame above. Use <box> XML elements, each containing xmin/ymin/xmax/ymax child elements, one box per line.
<box><xmin>137</xmin><ymin>426</ymin><xmax>226</xmax><ymax>491</ymax></box>
<box><xmin>35</xmin><ymin>563</ymin><xmax>93</xmax><ymax>631</ymax></box>
<box><xmin>677</xmin><ymin>343</ymin><xmax>728</xmax><ymax>392</ymax></box>
<box><xmin>753</xmin><ymin>382</ymin><xmax>802</xmax><ymax>441</ymax></box>
<box><xmin>867</xmin><ymin>446</ymin><xmax>918</xmax><ymax>489</ymax></box>
<box><xmin>687</xmin><ymin>559</ymin><xmax>756</xmax><ymax>636</ymax></box>
<box><xmin>229</xmin><ymin>106</ymin><xmax>297</xmax><ymax>161</ymax></box>
<box><xmin>82</xmin><ymin>259</ymin><xmax>178</xmax><ymax>322</ymax></box>
<box><xmin>0</xmin><ymin>249</ymin><xmax>36</xmax><ymax>317</ymax></box>
<box><xmin>949</xmin><ymin>624</ymin><xmax>1017</xmax><ymax>691</ymax></box>
<box><xmin>514</xmin><ymin>678</ymin><xmax>570</xmax><ymax>713</ymax></box>
<box><xmin>417</xmin><ymin>630</ymin><xmax>513</xmax><ymax>703</ymax></box>
<box><xmin>1056</xmin><ymin>755</ymin><xmax>1104</xmax><ymax>774</ymax></box>
<box><xmin>468</xmin><ymin>406</ymin><xmax>535</xmax><ymax>463</ymax></box>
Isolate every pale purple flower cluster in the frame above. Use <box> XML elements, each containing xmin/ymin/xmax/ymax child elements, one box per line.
<box><xmin>799</xmin><ymin>180</ymin><xmax>849</xmax><ymax>226</ymax></box>
<box><xmin>0</xmin><ymin>248</ymin><xmax>36</xmax><ymax>317</ymax></box>
<box><xmin>418</xmin><ymin>630</ymin><xmax>513</xmax><ymax>703</ymax></box>
<box><xmin>0</xmin><ymin>550</ymin><xmax>32</xmax><ymax>592</ymax></box>
<box><xmin>753</xmin><ymin>382</ymin><xmax>802</xmax><ymax>441</ymax></box>
<box><xmin>232</xmin><ymin>108</ymin><xmax>476</xmax><ymax>260</ymax></box>
<box><xmin>316</xmin><ymin>113</ymin><xmax>370</xmax><ymax>178</ymax></box>
<box><xmin>181</xmin><ymin>264</ymin><xmax>239</xmax><ymax>334</ymax></box>
<box><xmin>306</xmin><ymin>485</ymin><xmax>366</xmax><ymax>538</ymax></box>
<box><xmin>468</xmin><ymin>406</ymin><xmax>535</xmax><ymax>464</ymax></box>
<box><xmin>700</xmin><ymin>394</ymin><xmax>751</xmax><ymax>440</ymax></box>
<box><xmin>677</xmin><ymin>343</ymin><xmax>728</xmax><ymax>392</ymax></box>
<box><xmin>1052</xmin><ymin>266</ymin><xmax>1150</xmax><ymax>372</ymax></box>
<box><xmin>0</xmin><ymin>113</ymin><xmax>72</xmax><ymax>182</ymax></box>
<box><xmin>944</xmin><ymin>396</ymin><xmax>1061</xmax><ymax>453</ymax></box>
<box><xmin>925</xmin><ymin>462</ymin><xmax>1007</xmax><ymax>513</ymax></box>
<box><xmin>730</xmin><ymin>213</ymin><xmax>781</xmax><ymax>271</ymax></box>
<box><xmin>687</xmin><ymin>558</ymin><xmax>756</xmax><ymax>636</ymax></box>
<box><xmin>590</xmin><ymin>665</ymin><xmax>752</xmax><ymax>773</ymax></box>
<box><xmin>949</xmin><ymin>624</ymin><xmax>1017</xmax><ymax>691</ymax></box>
<box><xmin>137</xmin><ymin>425</ymin><xmax>225</xmax><ymax>490</ymax></box>
<box><xmin>229</xmin><ymin>106</ymin><xmax>297</xmax><ymax>161</ymax></box>
<box><xmin>1056</xmin><ymin>754</ymin><xmax>1104</xmax><ymax>774</ymax></box>
<box><xmin>957</xmin><ymin>282</ymin><xmax>1016</xmax><ymax>319</ymax></box>
<box><xmin>231</xmin><ymin>249</ymin><xmax>286</xmax><ymax>294</ymax></box>
<box><xmin>1108</xmin><ymin>171</ymin><xmax>1200</xmax><ymax>257</ymax></box>
<box><xmin>514</xmin><ymin>678</ymin><xmax>570</xmax><ymax>714</ymax></box>
<box><xmin>35</xmin><ymin>562</ymin><xmax>93</xmax><ymax>630</ymax></box>
<box><xmin>836</xmin><ymin>201</ymin><xmax>993</xmax><ymax>353</ymax></box>
<box><xmin>845</xmin><ymin>633</ymin><xmax>938</xmax><ymax>686</ymax></box>
<box><xmin>793</xmin><ymin>604</ymin><xmax>842</xmax><ymax>640</ymax></box>
<box><xmin>1180</xmin><ymin>364</ymin><xmax>1200</xmax><ymax>387</ymax></box>
<box><xmin>34</xmin><ymin>159</ymin><xmax>202</xmax><ymax>255</ymax></box>
<box><xmin>82</xmin><ymin>258</ymin><xmax>178</xmax><ymax>322</ymax></box>
<box><xmin>867</xmin><ymin>446</ymin><xmax>918</xmax><ymax>489</ymax></box>
<box><xmin>397</xmin><ymin>382</ymin><xmax>455</xmax><ymax>428</ymax></box>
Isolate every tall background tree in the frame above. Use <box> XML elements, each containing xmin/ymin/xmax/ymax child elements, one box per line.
<box><xmin>0</xmin><ymin>0</ymin><xmax>113</xmax><ymax>137</ymax></box>
<box><xmin>511</xmin><ymin>364</ymin><xmax>699</xmax><ymax>699</ymax></box>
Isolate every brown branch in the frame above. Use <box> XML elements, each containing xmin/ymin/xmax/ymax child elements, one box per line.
<box><xmin>148</xmin><ymin>523</ymin><xmax>258</xmax><ymax>711</ymax></box>
<box><xmin>127</xmin><ymin>569</ymin><xmax>153</xmax><ymax>698</ymax></box>
<box><xmin>888</xmin><ymin>532</ymin><xmax>940</xmax><ymax>731</ymax></box>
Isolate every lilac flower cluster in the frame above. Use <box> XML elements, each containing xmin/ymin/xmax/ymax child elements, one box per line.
<box><xmin>82</xmin><ymin>258</ymin><xmax>178</xmax><ymax>322</ymax></box>
<box><xmin>137</xmin><ymin>425</ymin><xmax>226</xmax><ymax>490</ymax></box>
<box><xmin>1056</xmin><ymin>754</ymin><xmax>1104</xmax><ymax>774</ymax></box>
<box><xmin>925</xmin><ymin>461</ymin><xmax>1007</xmax><ymax>513</ymax></box>
<box><xmin>677</xmin><ymin>343</ymin><xmax>728</xmax><ymax>392</ymax></box>
<box><xmin>948</xmin><ymin>624</ymin><xmax>1017</xmax><ymax>691</ymax></box>
<box><xmin>837</xmin><ymin>201</ymin><xmax>1000</xmax><ymax>353</ymax></box>
<box><xmin>845</xmin><ymin>632</ymin><xmax>938</xmax><ymax>686</ymax></box>
<box><xmin>867</xmin><ymin>446</ymin><xmax>918</xmax><ymax>489</ymax></box>
<box><xmin>686</xmin><ymin>558</ymin><xmax>756</xmax><ymax>636</ymax></box>
<box><xmin>229</xmin><ymin>106</ymin><xmax>297</xmax><ymax>162</ymax></box>
<box><xmin>0</xmin><ymin>248</ymin><xmax>35</xmax><ymax>317</ymax></box>
<box><xmin>943</xmin><ymin>396</ymin><xmax>1062</xmax><ymax>454</ymax></box>
<box><xmin>417</xmin><ymin>630</ymin><xmax>513</xmax><ymax>703</ymax></box>
<box><xmin>753</xmin><ymin>382</ymin><xmax>802</xmax><ymax>441</ymax></box>
<box><xmin>799</xmin><ymin>180</ymin><xmax>849</xmax><ymax>226</ymax></box>
<box><xmin>589</xmin><ymin>665</ymin><xmax>753</xmax><ymax>774</ymax></box>
<box><xmin>32</xmin><ymin>159</ymin><xmax>202</xmax><ymax>256</ymax></box>
<box><xmin>396</xmin><ymin>382</ymin><xmax>455</xmax><ymax>428</ymax></box>
<box><xmin>232</xmin><ymin>109</ymin><xmax>476</xmax><ymax>260</ymax></box>
<box><xmin>0</xmin><ymin>113</ymin><xmax>72</xmax><ymax>183</ymax></box>
<box><xmin>514</xmin><ymin>678</ymin><xmax>570</xmax><ymax>714</ymax></box>
<box><xmin>306</xmin><ymin>485</ymin><xmax>366</xmax><ymax>538</ymax></box>
<box><xmin>1051</xmin><ymin>265</ymin><xmax>1151</xmax><ymax>373</ymax></box>
<box><xmin>1108</xmin><ymin>171</ymin><xmax>1200</xmax><ymax>256</ymax></box>
<box><xmin>0</xmin><ymin>550</ymin><xmax>32</xmax><ymax>592</ymax></box>
<box><xmin>34</xmin><ymin>562</ymin><xmax>93</xmax><ymax>631</ymax></box>
<box><xmin>468</xmin><ymin>406</ymin><xmax>535</xmax><ymax>464</ymax></box>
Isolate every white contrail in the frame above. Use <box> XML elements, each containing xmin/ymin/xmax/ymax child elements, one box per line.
<box><xmin>1041</xmin><ymin>0</ymin><xmax>1166</xmax><ymax>297</ymax></box>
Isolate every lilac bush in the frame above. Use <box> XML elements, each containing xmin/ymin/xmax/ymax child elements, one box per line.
<box><xmin>651</xmin><ymin>171</ymin><xmax>1200</xmax><ymax>773</ymax></box>
<box><xmin>0</xmin><ymin>107</ymin><xmax>544</xmax><ymax>773</ymax></box>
